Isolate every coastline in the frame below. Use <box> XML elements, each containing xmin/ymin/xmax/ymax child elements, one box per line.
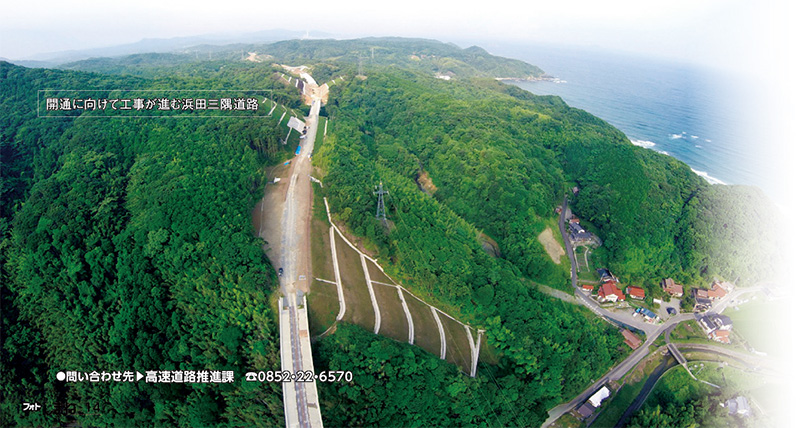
<box><xmin>495</xmin><ymin>75</ymin><xmax>566</xmax><ymax>83</ymax></box>
<box><xmin>498</xmin><ymin>80</ymin><xmax>732</xmax><ymax>188</ymax></box>
<box><xmin>630</xmin><ymin>138</ymin><xmax>726</xmax><ymax>185</ymax></box>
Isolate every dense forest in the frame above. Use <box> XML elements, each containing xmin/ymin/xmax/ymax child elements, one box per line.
<box><xmin>1</xmin><ymin>36</ymin><xmax>781</xmax><ymax>427</ymax></box>
<box><xmin>61</xmin><ymin>38</ymin><xmax>544</xmax><ymax>83</ymax></box>
<box><xmin>1</xmin><ymin>61</ymin><xmax>294</xmax><ymax>426</ymax></box>
<box><xmin>319</xmin><ymin>69</ymin><xmax>779</xmax><ymax>293</ymax></box>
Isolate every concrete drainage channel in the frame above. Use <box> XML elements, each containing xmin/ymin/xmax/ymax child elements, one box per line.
<box><xmin>309</xmin><ymin>196</ymin><xmax>485</xmax><ymax>376</ymax></box>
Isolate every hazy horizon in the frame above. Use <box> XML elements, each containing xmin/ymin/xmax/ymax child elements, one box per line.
<box><xmin>0</xmin><ymin>0</ymin><xmax>779</xmax><ymax>73</ymax></box>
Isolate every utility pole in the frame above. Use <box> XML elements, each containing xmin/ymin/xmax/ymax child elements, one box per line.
<box><xmin>374</xmin><ymin>181</ymin><xmax>388</xmax><ymax>220</ymax></box>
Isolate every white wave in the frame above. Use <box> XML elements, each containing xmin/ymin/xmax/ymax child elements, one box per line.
<box><xmin>669</xmin><ymin>133</ymin><xmax>684</xmax><ymax>139</ymax></box>
<box><xmin>691</xmin><ymin>135</ymin><xmax>699</xmax><ymax>139</ymax></box>
<box><xmin>658</xmin><ymin>150</ymin><xmax>670</xmax><ymax>156</ymax></box>
<box><xmin>705</xmin><ymin>139</ymin><xmax>711</xmax><ymax>143</ymax></box>
<box><xmin>630</xmin><ymin>139</ymin><xmax>656</xmax><ymax>148</ymax></box>
<box><xmin>691</xmin><ymin>168</ymin><xmax>726</xmax><ymax>185</ymax></box>
<box><xmin>695</xmin><ymin>145</ymin><xmax>702</xmax><ymax>148</ymax></box>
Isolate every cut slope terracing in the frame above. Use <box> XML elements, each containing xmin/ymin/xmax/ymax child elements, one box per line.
<box><xmin>306</xmin><ymin>194</ymin><xmax>483</xmax><ymax>374</ymax></box>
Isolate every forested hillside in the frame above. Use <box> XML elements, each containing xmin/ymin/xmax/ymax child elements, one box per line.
<box><xmin>0</xmin><ymin>61</ymin><xmax>291</xmax><ymax>426</ymax></box>
<box><xmin>61</xmin><ymin>37</ymin><xmax>545</xmax><ymax>83</ymax></box>
<box><xmin>310</xmin><ymin>67</ymin><xmax>780</xmax><ymax>423</ymax></box>
<box><xmin>319</xmin><ymin>70</ymin><xmax>779</xmax><ymax>290</ymax></box>
<box><xmin>1</xmin><ymin>36</ymin><xmax>780</xmax><ymax>427</ymax></box>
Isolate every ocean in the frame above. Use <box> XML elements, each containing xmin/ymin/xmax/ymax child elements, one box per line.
<box><xmin>480</xmin><ymin>43</ymin><xmax>772</xmax><ymax>195</ymax></box>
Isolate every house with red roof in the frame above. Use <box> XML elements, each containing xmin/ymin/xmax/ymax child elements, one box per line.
<box><xmin>708</xmin><ymin>281</ymin><xmax>728</xmax><ymax>300</ymax></box>
<box><xmin>581</xmin><ymin>284</ymin><xmax>595</xmax><ymax>293</ymax></box>
<box><xmin>598</xmin><ymin>281</ymin><xmax>625</xmax><ymax>303</ymax></box>
<box><xmin>627</xmin><ymin>286</ymin><xmax>645</xmax><ymax>300</ymax></box>
<box><xmin>710</xmin><ymin>329</ymin><xmax>731</xmax><ymax>344</ymax></box>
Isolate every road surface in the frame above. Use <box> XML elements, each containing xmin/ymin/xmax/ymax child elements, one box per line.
<box><xmin>276</xmin><ymin>73</ymin><xmax>324</xmax><ymax>428</ymax></box>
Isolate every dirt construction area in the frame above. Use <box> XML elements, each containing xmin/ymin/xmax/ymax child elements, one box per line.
<box><xmin>538</xmin><ymin>227</ymin><xmax>565</xmax><ymax>264</ymax></box>
<box><xmin>252</xmin><ymin>163</ymin><xmax>291</xmax><ymax>273</ymax></box>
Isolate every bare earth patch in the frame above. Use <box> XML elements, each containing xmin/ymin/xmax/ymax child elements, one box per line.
<box><xmin>415</xmin><ymin>170</ymin><xmax>438</xmax><ymax>195</ymax></box>
<box><xmin>538</xmin><ymin>227</ymin><xmax>565</xmax><ymax>264</ymax></box>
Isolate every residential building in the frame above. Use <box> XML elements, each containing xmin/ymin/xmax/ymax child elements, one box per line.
<box><xmin>621</xmin><ymin>329</ymin><xmax>642</xmax><ymax>349</ymax></box>
<box><xmin>698</xmin><ymin>313</ymin><xmax>733</xmax><ymax>343</ymax></box>
<box><xmin>711</xmin><ymin>329</ymin><xmax>731</xmax><ymax>344</ymax></box>
<box><xmin>718</xmin><ymin>281</ymin><xmax>735</xmax><ymax>292</ymax></box>
<box><xmin>698</xmin><ymin>313</ymin><xmax>733</xmax><ymax>334</ymax></box>
<box><xmin>708</xmin><ymin>281</ymin><xmax>728</xmax><ymax>300</ymax></box>
<box><xmin>581</xmin><ymin>284</ymin><xmax>595</xmax><ymax>293</ymax></box>
<box><xmin>627</xmin><ymin>286</ymin><xmax>645</xmax><ymax>300</ymax></box>
<box><xmin>635</xmin><ymin>307</ymin><xmax>658</xmax><ymax>322</ymax></box>
<box><xmin>598</xmin><ymin>281</ymin><xmax>625</xmax><ymax>303</ymax></box>
<box><xmin>662</xmin><ymin>278</ymin><xmax>683</xmax><ymax>297</ymax></box>
<box><xmin>692</xmin><ymin>288</ymin><xmax>712</xmax><ymax>311</ymax></box>
<box><xmin>726</xmin><ymin>396</ymin><xmax>751</xmax><ymax>417</ymax></box>
<box><xmin>568</xmin><ymin>221</ymin><xmax>593</xmax><ymax>244</ymax></box>
<box><xmin>597</xmin><ymin>268</ymin><xmax>615</xmax><ymax>282</ymax></box>
<box><xmin>576</xmin><ymin>403</ymin><xmax>595</xmax><ymax>419</ymax></box>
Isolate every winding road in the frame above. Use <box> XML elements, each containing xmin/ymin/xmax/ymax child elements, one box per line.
<box><xmin>541</xmin><ymin>196</ymin><xmax>769</xmax><ymax>427</ymax></box>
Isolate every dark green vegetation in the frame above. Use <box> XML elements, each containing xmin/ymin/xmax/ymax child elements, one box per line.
<box><xmin>252</xmin><ymin>37</ymin><xmax>545</xmax><ymax>80</ymax></box>
<box><xmin>0</xmin><ymin>61</ymin><xmax>296</xmax><ymax>426</ymax></box>
<box><xmin>628</xmin><ymin>363</ymin><xmax>769</xmax><ymax>427</ymax></box>
<box><xmin>1</xmin><ymin>36</ymin><xmax>780</xmax><ymax>427</ymax></box>
<box><xmin>61</xmin><ymin>37</ymin><xmax>544</xmax><ymax>83</ymax></box>
<box><xmin>628</xmin><ymin>367</ymin><xmax>724</xmax><ymax>427</ymax></box>
<box><xmin>682</xmin><ymin>185</ymin><xmax>780</xmax><ymax>285</ymax></box>
<box><xmin>316</xmin><ymin>71</ymin><xmax>637</xmax><ymax>424</ymax></box>
<box><xmin>310</xmin><ymin>47</ymin><xmax>778</xmax><ymax>424</ymax></box>
<box><xmin>319</xmin><ymin>68</ymin><xmax>780</xmax><ymax>299</ymax></box>
<box><xmin>314</xmin><ymin>322</ymin><xmax>560</xmax><ymax>427</ymax></box>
